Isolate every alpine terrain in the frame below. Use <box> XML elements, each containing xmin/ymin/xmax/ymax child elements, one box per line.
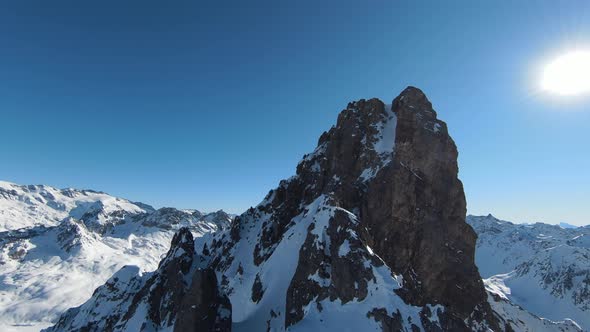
<box><xmin>42</xmin><ymin>87</ymin><xmax>583</xmax><ymax>331</ymax></box>
<box><xmin>469</xmin><ymin>214</ymin><xmax>590</xmax><ymax>330</ymax></box>
<box><xmin>0</xmin><ymin>181</ymin><xmax>232</xmax><ymax>331</ymax></box>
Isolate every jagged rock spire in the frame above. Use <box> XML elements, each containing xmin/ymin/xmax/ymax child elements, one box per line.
<box><xmin>47</xmin><ymin>87</ymin><xmax>515</xmax><ymax>331</ymax></box>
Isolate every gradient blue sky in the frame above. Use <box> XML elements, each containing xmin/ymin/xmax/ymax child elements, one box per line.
<box><xmin>1</xmin><ymin>1</ymin><xmax>589</xmax><ymax>225</ymax></box>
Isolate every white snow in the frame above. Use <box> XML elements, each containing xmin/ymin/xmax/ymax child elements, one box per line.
<box><xmin>486</xmin><ymin>278</ymin><xmax>582</xmax><ymax>332</ymax></box>
<box><xmin>0</xmin><ymin>181</ymin><xmax>147</xmax><ymax>232</ymax></box>
<box><xmin>372</xmin><ymin>104</ymin><xmax>396</xmax><ymax>156</ymax></box>
<box><xmin>469</xmin><ymin>214</ymin><xmax>590</xmax><ymax>330</ymax></box>
<box><xmin>358</xmin><ymin>104</ymin><xmax>397</xmax><ymax>182</ymax></box>
<box><xmin>222</xmin><ymin>195</ymin><xmax>331</xmax><ymax>331</ymax></box>
<box><xmin>338</xmin><ymin>239</ymin><xmax>351</xmax><ymax>257</ymax></box>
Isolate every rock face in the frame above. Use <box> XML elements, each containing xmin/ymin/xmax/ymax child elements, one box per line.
<box><xmin>226</xmin><ymin>87</ymin><xmax>493</xmax><ymax>329</ymax></box>
<box><xmin>299</xmin><ymin>87</ymin><xmax>492</xmax><ymax>329</ymax></box>
<box><xmin>174</xmin><ymin>268</ymin><xmax>232</xmax><ymax>332</ymax></box>
<box><xmin>47</xmin><ymin>87</ymin><xmax>570</xmax><ymax>331</ymax></box>
<box><xmin>366</xmin><ymin>89</ymin><xmax>488</xmax><ymax>323</ymax></box>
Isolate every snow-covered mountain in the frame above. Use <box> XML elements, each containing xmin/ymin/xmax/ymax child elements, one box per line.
<box><xmin>468</xmin><ymin>214</ymin><xmax>590</xmax><ymax>330</ymax></box>
<box><xmin>0</xmin><ymin>181</ymin><xmax>148</xmax><ymax>232</ymax></box>
<box><xmin>45</xmin><ymin>87</ymin><xmax>581</xmax><ymax>332</ymax></box>
<box><xmin>559</xmin><ymin>222</ymin><xmax>580</xmax><ymax>229</ymax></box>
<box><xmin>0</xmin><ymin>181</ymin><xmax>232</xmax><ymax>331</ymax></box>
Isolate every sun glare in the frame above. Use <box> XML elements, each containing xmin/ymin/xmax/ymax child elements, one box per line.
<box><xmin>541</xmin><ymin>50</ymin><xmax>590</xmax><ymax>96</ymax></box>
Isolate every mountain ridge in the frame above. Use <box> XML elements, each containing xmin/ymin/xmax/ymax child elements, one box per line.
<box><xmin>44</xmin><ymin>87</ymin><xmax>580</xmax><ymax>332</ymax></box>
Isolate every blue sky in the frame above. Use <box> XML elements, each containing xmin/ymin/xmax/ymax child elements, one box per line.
<box><xmin>1</xmin><ymin>1</ymin><xmax>589</xmax><ymax>225</ymax></box>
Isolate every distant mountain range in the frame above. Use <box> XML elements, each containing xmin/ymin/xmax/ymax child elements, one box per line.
<box><xmin>468</xmin><ymin>214</ymin><xmax>590</xmax><ymax>330</ymax></box>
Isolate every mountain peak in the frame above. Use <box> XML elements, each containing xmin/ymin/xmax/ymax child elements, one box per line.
<box><xmin>396</xmin><ymin>86</ymin><xmax>431</xmax><ymax>105</ymax></box>
<box><xmin>559</xmin><ymin>221</ymin><xmax>578</xmax><ymax>229</ymax></box>
<box><xmin>47</xmin><ymin>88</ymin><xmax>503</xmax><ymax>331</ymax></box>
<box><xmin>228</xmin><ymin>88</ymin><xmax>497</xmax><ymax>329</ymax></box>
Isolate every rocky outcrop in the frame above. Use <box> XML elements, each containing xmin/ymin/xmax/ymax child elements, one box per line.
<box><xmin>362</xmin><ymin>88</ymin><xmax>492</xmax><ymax>325</ymax></box>
<box><xmin>46</xmin><ymin>228</ymin><xmax>231</xmax><ymax>332</ymax></box>
<box><xmin>174</xmin><ymin>268</ymin><xmax>232</xmax><ymax>332</ymax></box>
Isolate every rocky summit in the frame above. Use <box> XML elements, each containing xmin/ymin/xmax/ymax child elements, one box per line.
<box><xmin>45</xmin><ymin>87</ymin><xmax>581</xmax><ymax>332</ymax></box>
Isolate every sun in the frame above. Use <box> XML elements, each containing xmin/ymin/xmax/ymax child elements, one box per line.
<box><xmin>541</xmin><ymin>50</ymin><xmax>590</xmax><ymax>96</ymax></box>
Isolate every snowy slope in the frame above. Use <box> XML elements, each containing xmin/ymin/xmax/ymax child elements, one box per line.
<box><xmin>0</xmin><ymin>182</ymin><xmax>232</xmax><ymax>331</ymax></box>
<box><xmin>469</xmin><ymin>214</ymin><xmax>590</xmax><ymax>330</ymax></box>
<box><xmin>486</xmin><ymin>280</ymin><xmax>582</xmax><ymax>332</ymax></box>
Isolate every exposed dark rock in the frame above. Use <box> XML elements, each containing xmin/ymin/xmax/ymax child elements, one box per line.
<box><xmin>361</xmin><ymin>88</ymin><xmax>495</xmax><ymax>326</ymax></box>
<box><xmin>286</xmin><ymin>210</ymin><xmax>376</xmax><ymax>327</ymax></box>
<box><xmin>367</xmin><ymin>308</ymin><xmax>404</xmax><ymax>332</ymax></box>
<box><xmin>174</xmin><ymin>268</ymin><xmax>232</xmax><ymax>332</ymax></box>
<box><xmin>251</xmin><ymin>273</ymin><xmax>264</xmax><ymax>303</ymax></box>
<box><xmin>229</xmin><ymin>216</ymin><xmax>241</xmax><ymax>243</ymax></box>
